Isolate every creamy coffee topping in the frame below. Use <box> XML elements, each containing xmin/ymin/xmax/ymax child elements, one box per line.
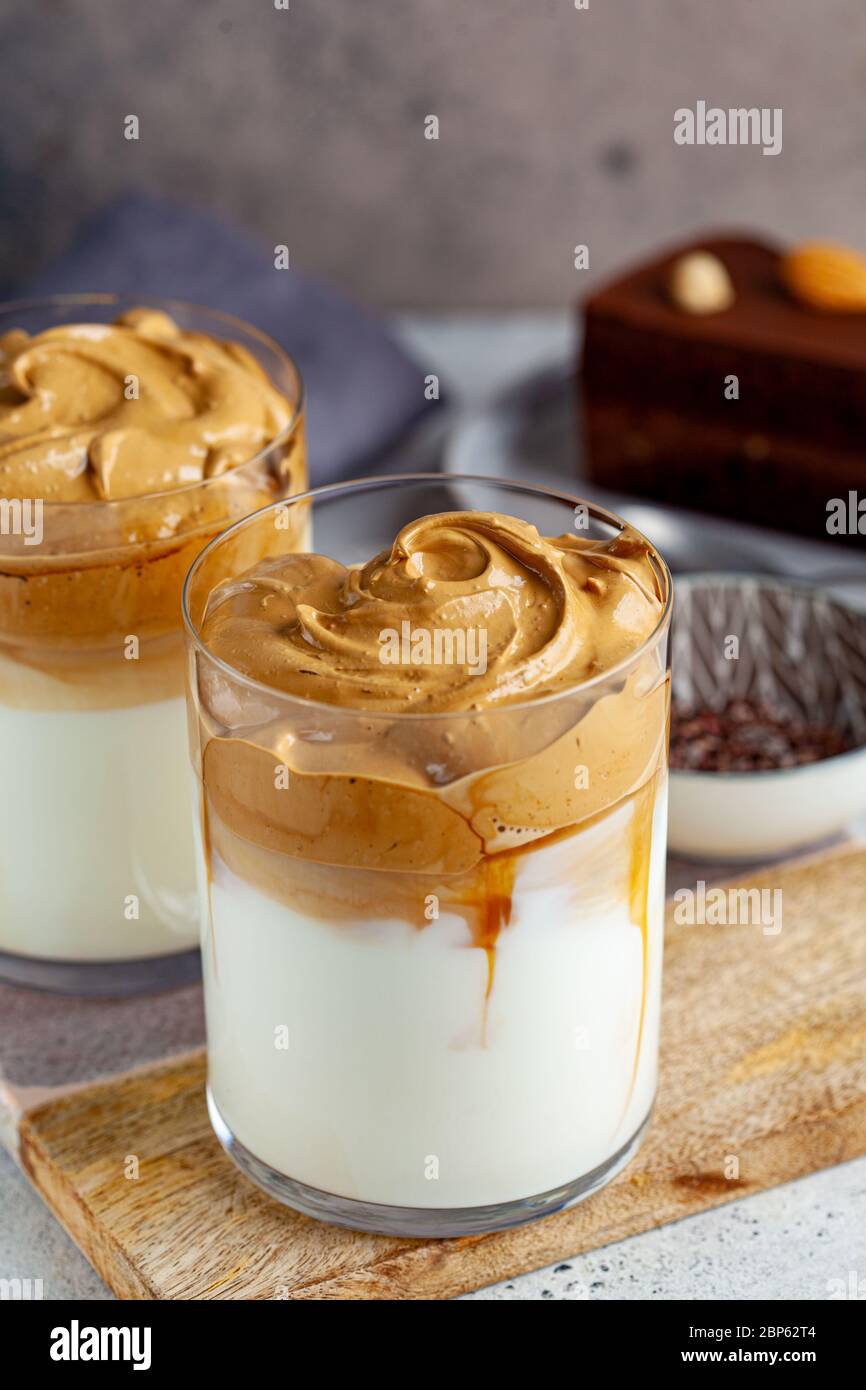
<box><xmin>201</xmin><ymin>511</ymin><xmax>664</xmax><ymax>712</ymax></box>
<box><xmin>0</xmin><ymin>307</ymin><xmax>292</xmax><ymax>503</ymax></box>
<box><xmin>196</xmin><ymin>512</ymin><xmax>667</xmax><ymax>883</ymax></box>
<box><xmin>0</xmin><ymin>307</ymin><xmax>305</xmax><ymax>707</ymax></box>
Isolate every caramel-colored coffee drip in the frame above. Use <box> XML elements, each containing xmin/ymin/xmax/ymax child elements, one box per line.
<box><xmin>626</xmin><ymin>777</ymin><xmax>659</xmax><ymax>1106</ymax></box>
<box><xmin>480</xmin><ymin>855</ymin><xmax>516</xmax><ymax>1000</ymax></box>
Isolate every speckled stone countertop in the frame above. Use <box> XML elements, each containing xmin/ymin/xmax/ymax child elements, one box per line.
<box><xmin>1</xmin><ymin>315</ymin><xmax>863</xmax><ymax>1302</ymax></box>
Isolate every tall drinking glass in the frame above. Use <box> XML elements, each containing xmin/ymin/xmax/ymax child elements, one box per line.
<box><xmin>184</xmin><ymin>476</ymin><xmax>671</xmax><ymax>1235</ymax></box>
<box><xmin>0</xmin><ymin>295</ymin><xmax>305</xmax><ymax>993</ymax></box>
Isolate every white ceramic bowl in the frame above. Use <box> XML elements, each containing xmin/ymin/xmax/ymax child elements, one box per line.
<box><xmin>668</xmin><ymin>575</ymin><xmax>866</xmax><ymax>861</ymax></box>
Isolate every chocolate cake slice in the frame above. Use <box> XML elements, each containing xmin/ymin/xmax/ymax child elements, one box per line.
<box><xmin>580</xmin><ymin>234</ymin><xmax>866</xmax><ymax>545</ymax></box>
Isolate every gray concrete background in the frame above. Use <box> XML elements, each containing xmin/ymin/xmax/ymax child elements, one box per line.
<box><xmin>0</xmin><ymin>0</ymin><xmax>860</xmax><ymax>306</ymax></box>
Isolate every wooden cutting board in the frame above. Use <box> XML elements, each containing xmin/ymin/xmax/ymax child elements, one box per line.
<box><xmin>16</xmin><ymin>842</ymin><xmax>866</xmax><ymax>1300</ymax></box>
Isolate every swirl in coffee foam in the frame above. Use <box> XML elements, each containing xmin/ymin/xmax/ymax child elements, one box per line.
<box><xmin>0</xmin><ymin>307</ymin><xmax>292</xmax><ymax>503</ymax></box>
<box><xmin>0</xmin><ymin>307</ymin><xmax>304</xmax><ymax>706</ymax></box>
<box><xmin>201</xmin><ymin>511</ymin><xmax>664</xmax><ymax>712</ymax></box>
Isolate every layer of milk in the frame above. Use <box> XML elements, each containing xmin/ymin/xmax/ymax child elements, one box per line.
<box><xmin>202</xmin><ymin>789</ymin><xmax>668</xmax><ymax>1210</ymax></box>
<box><xmin>0</xmin><ymin>698</ymin><xmax>198</xmax><ymax>960</ymax></box>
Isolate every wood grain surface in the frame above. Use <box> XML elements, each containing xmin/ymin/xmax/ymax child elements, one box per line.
<box><xmin>17</xmin><ymin>842</ymin><xmax>866</xmax><ymax>1300</ymax></box>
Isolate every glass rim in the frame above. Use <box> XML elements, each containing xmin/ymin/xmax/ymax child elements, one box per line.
<box><xmin>0</xmin><ymin>292</ymin><xmax>305</xmax><ymax>512</ymax></box>
<box><xmin>182</xmin><ymin>473</ymin><xmax>674</xmax><ymax>722</ymax></box>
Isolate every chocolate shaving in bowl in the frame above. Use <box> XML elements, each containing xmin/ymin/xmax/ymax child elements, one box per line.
<box><xmin>670</xmin><ymin>697</ymin><xmax>851</xmax><ymax>772</ymax></box>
